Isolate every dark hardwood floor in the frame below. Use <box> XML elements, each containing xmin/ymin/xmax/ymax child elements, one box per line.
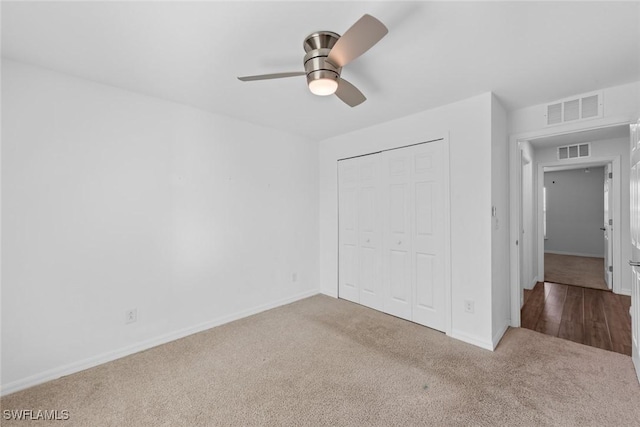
<box><xmin>522</xmin><ymin>282</ymin><xmax>632</xmax><ymax>356</ymax></box>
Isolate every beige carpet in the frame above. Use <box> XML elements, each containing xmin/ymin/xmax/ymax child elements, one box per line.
<box><xmin>2</xmin><ymin>295</ymin><xmax>639</xmax><ymax>426</ymax></box>
<box><xmin>545</xmin><ymin>253</ymin><xmax>608</xmax><ymax>290</ymax></box>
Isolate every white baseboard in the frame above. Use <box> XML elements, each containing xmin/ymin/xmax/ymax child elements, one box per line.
<box><xmin>544</xmin><ymin>250</ymin><xmax>604</xmax><ymax>258</ymax></box>
<box><xmin>450</xmin><ymin>329</ymin><xmax>494</xmax><ymax>351</ymax></box>
<box><xmin>633</xmin><ymin>347</ymin><xmax>640</xmax><ymax>386</ymax></box>
<box><xmin>492</xmin><ymin>321</ymin><xmax>510</xmax><ymax>349</ymax></box>
<box><xmin>0</xmin><ymin>289</ymin><xmax>319</xmax><ymax>397</ymax></box>
<box><xmin>526</xmin><ymin>276</ymin><xmax>538</xmax><ymax>290</ymax></box>
<box><xmin>631</xmin><ymin>307</ymin><xmax>635</xmax><ymax>381</ymax></box>
<box><xmin>320</xmin><ymin>288</ymin><xmax>338</xmax><ymax>298</ymax></box>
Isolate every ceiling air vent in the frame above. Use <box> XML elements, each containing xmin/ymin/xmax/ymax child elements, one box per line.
<box><xmin>558</xmin><ymin>143</ymin><xmax>590</xmax><ymax>160</ymax></box>
<box><xmin>545</xmin><ymin>91</ymin><xmax>603</xmax><ymax>126</ymax></box>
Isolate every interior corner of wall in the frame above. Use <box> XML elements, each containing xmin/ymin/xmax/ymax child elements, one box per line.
<box><xmin>320</xmin><ymin>288</ymin><xmax>338</xmax><ymax>298</ymax></box>
<box><xmin>450</xmin><ymin>329</ymin><xmax>494</xmax><ymax>351</ymax></box>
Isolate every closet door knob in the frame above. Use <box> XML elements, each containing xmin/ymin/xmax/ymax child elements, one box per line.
<box><xmin>397</xmin><ymin>240</ymin><xmax>402</xmax><ymax>245</ymax></box>
<box><xmin>366</xmin><ymin>238</ymin><xmax>370</xmax><ymax>243</ymax></box>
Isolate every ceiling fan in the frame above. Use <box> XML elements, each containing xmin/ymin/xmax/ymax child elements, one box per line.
<box><xmin>237</xmin><ymin>14</ymin><xmax>388</xmax><ymax>107</ymax></box>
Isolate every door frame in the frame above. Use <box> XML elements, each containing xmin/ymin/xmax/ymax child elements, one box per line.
<box><xmin>509</xmin><ymin>116</ymin><xmax>632</xmax><ymax>327</ymax></box>
<box><xmin>629</xmin><ymin>118</ymin><xmax>640</xmax><ymax>383</ymax></box>
<box><xmin>535</xmin><ymin>157</ymin><xmax>621</xmax><ymax>293</ymax></box>
<box><xmin>604</xmin><ymin>162</ymin><xmax>614</xmax><ymax>289</ymax></box>
<box><xmin>519</xmin><ymin>147</ymin><xmax>535</xmax><ymax>300</ymax></box>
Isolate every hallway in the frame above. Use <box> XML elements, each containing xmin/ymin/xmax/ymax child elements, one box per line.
<box><xmin>544</xmin><ymin>253</ymin><xmax>608</xmax><ymax>290</ymax></box>
<box><xmin>522</xmin><ymin>282</ymin><xmax>631</xmax><ymax>355</ymax></box>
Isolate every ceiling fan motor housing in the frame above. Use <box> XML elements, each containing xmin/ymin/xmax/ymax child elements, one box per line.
<box><xmin>303</xmin><ymin>31</ymin><xmax>341</xmax><ymax>87</ymax></box>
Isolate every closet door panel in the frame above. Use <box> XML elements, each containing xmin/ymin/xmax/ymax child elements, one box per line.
<box><xmin>358</xmin><ymin>156</ymin><xmax>383</xmax><ymax>310</ymax></box>
<box><xmin>415</xmin><ymin>253</ymin><xmax>435</xmax><ymax>309</ymax></box>
<box><xmin>382</xmin><ymin>153</ymin><xmax>412</xmax><ymax>320</ymax></box>
<box><xmin>411</xmin><ymin>141</ymin><xmax>446</xmax><ymax>331</ymax></box>
<box><xmin>338</xmin><ymin>160</ymin><xmax>360</xmax><ymax>303</ymax></box>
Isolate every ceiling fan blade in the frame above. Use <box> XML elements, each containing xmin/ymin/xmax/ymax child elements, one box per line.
<box><xmin>335</xmin><ymin>78</ymin><xmax>366</xmax><ymax>107</ymax></box>
<box><xmin>327</xmin><ymin>14</ymin><xmax>388</xmax><ymax>68</ymax></box>
<box><xmin>237</xmin><ymin>72</ymin><xmax>305</xmax><ymax>82</ymax></box>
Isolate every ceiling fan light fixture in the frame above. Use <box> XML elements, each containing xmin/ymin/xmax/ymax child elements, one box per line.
<box><xmin>308</xmin><ymin>78</ymin><xmax>339</xmax><ymax>96</ymax></box>
<box><xmin>306</xmin><ymin>69</ymin><xmax>339</xmax><ymax>96</ymax></box>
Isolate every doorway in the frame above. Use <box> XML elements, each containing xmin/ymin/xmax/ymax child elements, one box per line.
<box><xmin>542</xmin><ymin>164</ymin><xmax>610</xmax><ymax>291</ymax></box>
<box><xmin>512</xmin><ymin>124</ymin><xmax>633</xmax><ymax>355</ymax></box>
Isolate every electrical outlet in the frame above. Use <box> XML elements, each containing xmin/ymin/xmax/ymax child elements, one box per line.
<box><xmin>125</xmin><ymin>309</ymin><xmax>137</xmax><ymax>324</ymax></box>
<box><xmin>464</xmin><ymin>300</ymin><xmax>474</xmax><ymax>314</ymax></box>
<box><xmin>292</xmin><ymin>273</ymin><xmax>297</xmax><ymax>282</ymax></box>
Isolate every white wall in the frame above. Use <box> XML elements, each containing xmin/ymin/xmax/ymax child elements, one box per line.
<box><xmin>509</xmin><ymin>81</ymin><xmax>640</xmax><ymax>135</ymax></box>
<box><xmin>319</xmin><ymin>92</ymin><xmax>497</xmax><ymax>349</ymax></box>
<box><xmin>1</xmin><ymin>60</ymin><xmax>319</xmax><ymax>393</ymax></box>
<box><xmin>544</xmin><ymin>167</ymin><xmax>605</xmax><ymax>257</ymax></box>
<box><xmin>533</xmin><ymin>137</ymin><xmax>631</xmax><ymax>293</ymax></box>
<box><xmin>490</xmin><ymin>95</ymin><xmax>510</xmax><ymax>347</ymax></box>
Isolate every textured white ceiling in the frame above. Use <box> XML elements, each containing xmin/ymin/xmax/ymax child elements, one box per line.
<box><xmin>2</xmin><ymin>1</ymin><xmax>639</xmax><ymax>141</ymax></box>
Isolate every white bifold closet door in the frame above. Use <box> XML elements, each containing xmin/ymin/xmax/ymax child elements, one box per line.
<box><xmin>338</xmin><ymin>140</ymin><xmax>448</xmax><ymax>332</ymax></box>
<box><xmin>338</xmin><ymin>154</ymin><xmax>383</xmax><ymax>310</ymax></box>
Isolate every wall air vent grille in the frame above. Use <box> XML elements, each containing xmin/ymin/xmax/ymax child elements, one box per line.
<box><xmin>547</xmin><ymin>103</ymin><xmax>562</xmax><ymax>125</ymax></box>
<box><xmin>581</xmin><ymin>95</ymin><xmax>599</xmax><ymax>118</ymax></box>
<box><xmin>545</xmin><ymin>91</ymin><xmax>603</xmax><ymax>126</ymax></box>
<box><xmin>558</xmin><ymin>143</ymin><xmax>590</xmax><ymax>160</ymax></box>
<box><xmin>563</xmin><ymin>99</ymin><xmax>580</xmax><ymax>121</ymax></box>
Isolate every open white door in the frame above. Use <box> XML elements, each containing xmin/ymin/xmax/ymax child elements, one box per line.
<box><xmin>604</xmin><ymin>163</ymin><xmax>613</xmax><ymax>289</ymax></box>
<box><xmin>630</xmin><ymin>118</ymin><xmax>640</xmax><ymax>383</ymax></box>
<box><xmin>519</xmin><ymin>154</ymin><xmax>526</xmax><ymax>299</ymax></box>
